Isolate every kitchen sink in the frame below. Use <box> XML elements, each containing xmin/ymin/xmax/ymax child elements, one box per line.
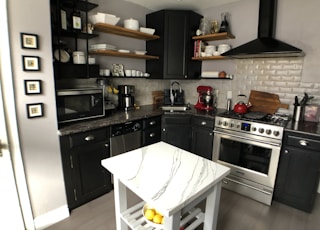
<box><xmin>161</xmin><ymin>105</ymin><xmax>190</xmax><ymax>112</ymax></box>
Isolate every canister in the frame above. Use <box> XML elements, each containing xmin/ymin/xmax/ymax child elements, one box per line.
<box><xmin>73</xmin><ymin>51</ymin><xmax>86</xmax><ymax>64</ymax></box>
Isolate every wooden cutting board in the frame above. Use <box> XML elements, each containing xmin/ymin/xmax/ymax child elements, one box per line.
<box><xmin>248</xmin><ymin>90</ymin><xmax>289</xmax><ymax>114</ymax></box>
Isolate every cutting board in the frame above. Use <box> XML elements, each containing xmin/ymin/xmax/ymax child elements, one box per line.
<box><xmin>248</xmin><ymin>90</ymin><xmax>289</xmax><ymax>114</ymax></box>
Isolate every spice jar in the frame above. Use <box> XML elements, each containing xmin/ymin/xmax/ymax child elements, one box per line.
<box><xmin>199</xmin><ymin>17</ymin><xmax>210</xmax><ymax>35</ymax></box>
<box><xmin>73</xmin><ymin>51</ymin><xmax>85</xmax><ymax>64</ymax></box>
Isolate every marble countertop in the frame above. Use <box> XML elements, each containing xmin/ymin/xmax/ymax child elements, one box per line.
<box><xmin>58</xmin><ymin>104</ymin><xmax>224</xmax><ymax>136</ymax></box>
<box><xmin>101</xmin><ymin>142</ymin><xmax>230</xmax><ymax>217</ymax></box>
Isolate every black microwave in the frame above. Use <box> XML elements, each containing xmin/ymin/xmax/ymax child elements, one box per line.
<box><xmin>56</xmin><ymin>88</ymin><xmax>105</xmax><ymax>124</ymax></box>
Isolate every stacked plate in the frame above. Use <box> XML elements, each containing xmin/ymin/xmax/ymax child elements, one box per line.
<box><xmin>89</xmin><ymin>44</ymin><xmax>117</xmax><ymax>51</ymax></box>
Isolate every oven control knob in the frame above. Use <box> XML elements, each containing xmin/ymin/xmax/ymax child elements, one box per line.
<box><xmin>258</xmin><ymin>128</ymin><xmax>264</xmax><ymax>133</ymax></box>
<box><xmin>266</xmin><ymin>129</ymin><xmax>272</xmax><ymax>135</ymax></box>
<box><xmin>273</xmin><ymin>131</ymin><xmax>280</xmax><ymax>136</ymax></box>
<box><xmin>229</xmin><ymin>122</ymin><xmax>234</xmax><ymax>128</ymax></box>
<box><xmin>252</xmin><ymin>127</ymin><xmax>257</xmax><ymax>132</ymax></box>
<box><xmin>218</xmin><ymin>120</ymin><xmax>223</xmax><ymax>126</ymax></box>
<box><xmin>223</xmin><ymin>121</ymin><xmax>228</xmax><ymax>126</ymax></box>
<box><xmin>236</xmin><ymin>123</ymin><xmax>240</xmax><ymax>128</ymax></box>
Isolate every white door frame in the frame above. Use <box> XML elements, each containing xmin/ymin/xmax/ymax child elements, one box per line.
<box><xmin>0</xmin><ymin>1</ymin><xmax>34</xmax><ymax>229</ymax></box>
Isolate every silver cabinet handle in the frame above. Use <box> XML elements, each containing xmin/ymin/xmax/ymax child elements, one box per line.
<box><xmin>299</xmin><ymin>140</ymin><xmax>309</xmax><ymax>146</ymax></box>
<box><xmin>149</xmin><ymin>121</ymin><xmax>156</xmax><ymax>126</ymax></box>
<box><xmin>149</xmin><ymin>133</ymin><xmax>155</xmax><ymax>137</ymax></box>
<box><xmin>201</xmin><ymin>121</ymin><xmax>207</xmax><ymax>126</ymax></box>
<box><xmin>85</xmin><ymin>135</ymin><xmax>95</xmax><ymax>141</ymax></box>
<box><xmin>284</xmin><ymin>149</ymin><xmax>289</xmax><ymax>154</ymax></box>
<box><xmin>105</xmin><ymin>143</ymin><xmax>109</xmax><ymax>148</ymax></box>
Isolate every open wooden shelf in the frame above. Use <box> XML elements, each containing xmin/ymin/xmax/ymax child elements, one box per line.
<box><xmin>89</xmin><ymin>50</ymin><xmax>159</xmax><ymax>60</ymax></box>
<box><xmin>192</xmin><ymin>32</ymin><xmax>235</xmax><ymax>41</ymax></box>
<box><xmin>93</xmin><ymin>23</ymin><xmax>160</xmax><ymax>41</ymax></box>
<box><xmin>192</xmin><ymin>56</ymin><xmax>230</xmax><ymax>60</ymax></box>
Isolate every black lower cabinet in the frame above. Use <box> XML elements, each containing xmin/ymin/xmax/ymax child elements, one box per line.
<box><xmin>142</xmin><ymin>116</ymin><xmax>161</xmax><ymax>146</ymax></box>
<box><xmin>59</xmin><ymin>127</ymin><xmax>112</xmax><ymax>210</ymax></box>
<box><xmin>274</xmin><ymin>131</ymin><xmax>320</xmax><ymax>212</ymax></box>
<box><xmin>191</xmin><ymin>117</ymin><xmax>214</xmax><ymax>160</ymax></box>
<box><xmin>161</xmin><ymin>114</ymin><xmax>192</xmax><ymax>151</ymax></box>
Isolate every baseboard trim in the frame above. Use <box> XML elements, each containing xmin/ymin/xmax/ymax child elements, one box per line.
<box><xmin>33</xmin><ymin>205</ymin><xmax>69</xmax><ymax>230</ymax></box>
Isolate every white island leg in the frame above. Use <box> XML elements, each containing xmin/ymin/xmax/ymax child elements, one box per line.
<box><xmin>113</xmin><ymin>177</ymin><xmax>128</xmax><ymax>230</ymax></box>
<box><xmin>203</xmin><ymin>181</ymin><xmax>222</xmax><ymax>230</ymax></box>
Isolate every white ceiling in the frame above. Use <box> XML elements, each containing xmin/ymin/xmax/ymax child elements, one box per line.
<box><xmin>124</xmin><ymin>0</ymin><xmax>242</xmax><ymax>11</ymax></box>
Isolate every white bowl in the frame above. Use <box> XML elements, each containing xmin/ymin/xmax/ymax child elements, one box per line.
<box><xmin>134</xmin><ymin>50</ymin><xmax>146</xmax><ymax>55</ymax></box>
<box><xmin>124</xmin><ymin>18</ymin><xmax>139</xmax><ymax>31</ymax></box>
<box><xmin>142</xmin><ymin>203</ymin><xmax>163</xmax><ymax>229</ymax></box>
<box><xmin>139</xmin><ymin>27</ymin><xmax>155</xmax><ymax>35</ymax></box>
<box><xmin>90</xmin><ymin>13</ymin><xmax>120</xmax><ymax>25</ymax></box>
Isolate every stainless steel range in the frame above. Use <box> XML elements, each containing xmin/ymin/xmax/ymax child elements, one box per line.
<box><xmin>212</xmin><ymin>111</ymin><xmax>290</xmax><ymax>205</ymax></box>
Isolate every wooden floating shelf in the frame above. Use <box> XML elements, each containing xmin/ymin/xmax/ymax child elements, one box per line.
<box><xmin>192</xmin><ymin>32</ymin><xmax>235</xmax><ymax>41</ymax></box>
<box><xmin>89</xmin><ymin>50</ymin><xmax>159</xmax><ymax>60</ymax></box>
<box><xmin>192</xmin><ymin>56</ymin><xmax>230</xmax><ymax>60</ymax></box>
<box><xmin>94</xmin><ymin>23</ymin><xmax>160</xmax><ymax>41</ymax></box>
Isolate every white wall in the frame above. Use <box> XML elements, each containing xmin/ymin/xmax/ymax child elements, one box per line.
<box><xmin>7</xmin><ymin>0</ymin><xmax>68</xmax><ymax>228</ymax></box>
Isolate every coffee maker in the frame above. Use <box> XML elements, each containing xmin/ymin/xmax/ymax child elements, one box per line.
<box><xmin>194</xmin><ymin>86</ymin><xmax>215</xmax><ymax>110</ymax></box>
<box><xmin>118</xmin><ymin>85</ymin><xmax>135</xmax><ymax>110</ymax></box>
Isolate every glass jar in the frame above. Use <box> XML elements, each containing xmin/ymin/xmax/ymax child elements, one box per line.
<box><xmin>199</xmin><ymin>17</ymin><xmax>210</xmax><ymax>35</ymax></box>
<box><xmin>211</xmin><ymin>20</ymin><xmax>220</xmax><ymax>33</ymax></box>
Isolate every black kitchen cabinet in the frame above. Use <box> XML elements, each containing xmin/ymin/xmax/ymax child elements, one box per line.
<box><xmin>59</xmin><ymin>127</ymin><xmax>112</xmax><ymax>210</ymax></box>
<box><xmin>191</xmin><ymin>117</ymin><xmax>214</xmax><ymax>160</ymax></box>
<box><xmin>146</xmin><ymin>10</ymin><xmax>202</xmax><ymax>79</ymax></box>
<box><xmin>274</xmin><ymin>131</ymin><xmax>320</xmax><ymax>212</ymax></box>
<box><xmin>142</xmin><ymin>116</ymin><xmax>161</xmax><ymax>146</ymax></box>
<box><xmin>161</xmin><ymin>114</ymin><xmax>192</xmax><ymax>151</ymax></box>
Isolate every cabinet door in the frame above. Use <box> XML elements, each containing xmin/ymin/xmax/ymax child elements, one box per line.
<box><xmin>146</xmin><ymin>10</ymin><xmax>201</xmax><ymax>79</ymax></box>
<box><xmin>161</xmin><ymin>115</ymin><xmax>192</xmax><ymax>151</ymax></box>
<box><xmin>274</xmin><ymin>146</ymin><xmax>320</xmax><ymax>212</ymax></box>
<box><xmin>70</xmin><ymin>140</ymin><xmax>111</xmax><ymax>209</ymax></box>
<box><xmin>192</xmin><ymin>126</ymin><xmax>213</xmax><ymax>160</ymax></box>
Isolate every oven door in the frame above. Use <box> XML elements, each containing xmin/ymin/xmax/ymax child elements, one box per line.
<box><xmin>213</xmin><ymin>128</ymin><xmax>281</xmax><ymax>188</ymax></box>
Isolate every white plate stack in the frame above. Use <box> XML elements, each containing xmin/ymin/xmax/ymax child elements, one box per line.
<box><xmin>89</xmin><ymin>44</ymin><xmax>117</xmax><ymax>51</ymax></box>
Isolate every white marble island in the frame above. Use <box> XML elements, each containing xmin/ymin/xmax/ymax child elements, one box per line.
<box><xmin>101</xmin><ymin>142</ymin><xmax>230</xmax><ymax>230</ymax></box>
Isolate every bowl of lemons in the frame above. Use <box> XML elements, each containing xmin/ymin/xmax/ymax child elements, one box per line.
<box><xmin>143</xmin><ymin>203</ymin><xmax>164</xmax><ymax>228</ymax></box>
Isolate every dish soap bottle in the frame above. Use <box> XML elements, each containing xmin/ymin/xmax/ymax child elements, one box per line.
<box><xmin>219</xmin><ymin>12</ymin><xmax>229</xmax><ymax>33</ymax></box>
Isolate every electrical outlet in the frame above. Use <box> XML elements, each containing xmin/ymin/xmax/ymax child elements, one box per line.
<box><xmin>227</xmin><ymin>91</ymin><xmax>232</xmax><ymax>99</ymax></box>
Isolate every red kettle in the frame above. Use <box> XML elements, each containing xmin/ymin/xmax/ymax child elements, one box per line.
<box><xmin>233</xmin><ymin>94</ymin><xmax>250</xmax><ymax>114</ymax></box>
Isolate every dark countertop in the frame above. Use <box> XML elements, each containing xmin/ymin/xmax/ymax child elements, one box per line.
<box><xmin>285</xmin><ymin>120</ymin><xmax>320</xmax><ymax>137</ymax></box>
<box><xmin>58</xmin><ymin>104</ymin><xmax>225</xmax><ymax>136</ymax></box>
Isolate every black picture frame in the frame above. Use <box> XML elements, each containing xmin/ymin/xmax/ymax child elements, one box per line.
<box><xmin>24</xmin><ymin>80</ymin><xmax>42</xmax><ymax>95</ymax></box>
<box><xmin>22</xmin><ymin>56</ymin><xmax>40</xmax><ymax>71</ymax></box>
<box><xmin>26</xmin><ymin>103</ymin><xmax>44</xmax><ymax>118</ymax></box>
<box><xmin>20</xmin><ymin>33</ymin><xmax>39</xmax><ymax>49</ymax></box>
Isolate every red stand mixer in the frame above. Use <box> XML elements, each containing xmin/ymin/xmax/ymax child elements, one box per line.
<box><xmin>194</xmin><ymin>86</ymin><xmax>215</xmax><ymax>110</ymax></box>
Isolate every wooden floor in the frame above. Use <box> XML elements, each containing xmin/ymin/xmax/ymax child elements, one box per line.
<box><xmin>46</xmin><ymin>188</ymin><xmax>320</xmax><ymax>230</ymax></box>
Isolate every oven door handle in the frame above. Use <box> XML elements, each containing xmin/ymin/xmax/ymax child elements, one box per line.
<box><xmin>213</xmin><ymin>130</ymin><xmax>281</xmax><ymax>147</ymax></box>
<box><xmin>224</xmin><ymin>177</ymin><xmax>272</xmax><ymax>196</ymax></box>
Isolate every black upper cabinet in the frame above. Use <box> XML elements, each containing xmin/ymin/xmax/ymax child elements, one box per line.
<box><xmin>146</xmin><ymin>10</ymin><xmax>202</xmax><ymax>79</ymax></box>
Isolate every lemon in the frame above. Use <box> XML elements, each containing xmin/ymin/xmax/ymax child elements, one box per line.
<box><xmin>153</xmin><ymin>214</ymin><xmax>163</xmax><ymax>224</ymax></box>
<box><xmin>161</xmin><ymin>217</ymin><xmax>165</xmax><ymax>224</ymax></box>
<box><xmin>144</xmin><ymin>209</ymin><xmax>155</xmax><ymax>221</ymax></box>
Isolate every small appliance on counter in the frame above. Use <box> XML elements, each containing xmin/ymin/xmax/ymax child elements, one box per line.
<box><xmin>194</xmin><ymin>85</ymin><xmax>216</xmax><ymax>110</ymax></box>
<box><xmin>118</xmin><ymin>85</ymin><xmax>135</xmax><ymax>111</ymax></box>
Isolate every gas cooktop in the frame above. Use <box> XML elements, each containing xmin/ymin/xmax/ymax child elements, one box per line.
<box><xmin>217</xmin><ymin>111</ymin><xmax>291</xmax><ymax>127</ymax></box>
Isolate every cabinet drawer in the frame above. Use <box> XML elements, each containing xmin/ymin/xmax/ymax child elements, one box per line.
<box><xmin>69</xmin><ymin>128</ymin><xmax>108</xmax><ymax>148</ymax></box>
<box><xmin>162</xmin><ymin>115</ymin><xmax>192</xmax><ymax>125</ymax></box>
<box><xmin>143</xmin><ymin>127</ymin><xmax>161</xmax><ymax>146</ymax></box>
<box><xmin>286</xmin><ymin>135</ymin><xmax>320</xmax><ymax>152</ymax></box>
<box><xmin>143</xmin><ymin>116</ymin><xmax>161</xmax><ymax>129</ymax></box>
<box><xmin>192</xmin><ymin>117</ymin><xmax>214</xmax><ymax>128</ymax></box>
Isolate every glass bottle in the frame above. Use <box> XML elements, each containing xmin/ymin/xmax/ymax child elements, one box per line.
<box><xmin>72</xmin><ymin>10</ymin><xmax>82</xmax><ymax>31</ymax></box>
<box><xmin>219</xmin><ymin>12</ymin><xmax>229</xmax><ymax>33</ymax></box>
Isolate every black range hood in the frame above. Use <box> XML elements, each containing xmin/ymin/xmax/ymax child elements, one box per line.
<box><xmin>222</xmin><ymin>0</ymin><xmax>304</xmax><ymax>58</ymax></box>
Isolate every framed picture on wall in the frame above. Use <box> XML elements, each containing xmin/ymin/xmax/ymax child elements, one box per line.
<box><xmin>20</xmin><ymin>33</ymin><xmax>39</xmax><ymax>49</ymax></box>
<box><xmin>24</xmin><ymin>80</ymin><xmax>42</xmax><ymax>95</ymax></box>
<box><xmin>22</xmin><ymin>56</ymin><xmax>40</xmax><ymax>71</ymax></box>
<box><xmin>26</xmin><ymin>103</ymin><xmax>43</xmax><ymax>118</ymax></box>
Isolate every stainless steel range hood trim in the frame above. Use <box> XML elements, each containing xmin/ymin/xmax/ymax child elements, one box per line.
<box><xmin>222</xmin><ymin>0</ymin><xmax>304</xmax><ymax>59</ymax></box>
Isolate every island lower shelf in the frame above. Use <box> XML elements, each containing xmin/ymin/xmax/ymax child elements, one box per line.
<box><xmin>121</xmin><ymin>201</ymin><xmax>204</xmax><ymax>230</ymax></box>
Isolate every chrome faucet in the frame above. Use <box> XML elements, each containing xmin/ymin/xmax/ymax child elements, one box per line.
<box><xmin>170</xmin><ymin>81</ymin><xmax>182</xmax><ymax>105</ymax></box>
